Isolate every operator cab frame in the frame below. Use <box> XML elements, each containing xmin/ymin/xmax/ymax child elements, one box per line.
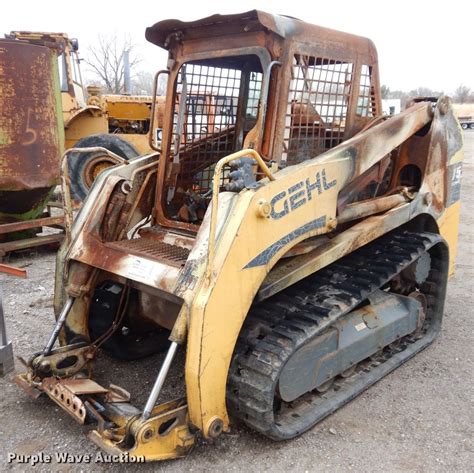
<box><xmin>146</xmin><ymin>10</ymin><xmax>382</xmax><ymax>232</ymax></box>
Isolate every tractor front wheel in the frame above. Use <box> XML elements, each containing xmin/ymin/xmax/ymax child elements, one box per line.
<box><xmin>68</xmin><ymin>134</ymin><xmax>139</xmax><ymax>202</ymax></box>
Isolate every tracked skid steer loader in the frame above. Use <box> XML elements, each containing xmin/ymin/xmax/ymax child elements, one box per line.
<box><xmin>15</xmin><ymin>11</ymin><xmax>463</xmax><ymax>461</ymax></box>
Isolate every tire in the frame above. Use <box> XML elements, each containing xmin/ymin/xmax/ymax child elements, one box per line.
<box><xmin>470</xmin><ymin>123</ymin><xmax>474</xmax><ymax>130</ymax></box>
<box><xmin>461</xmin><ymin>123</ymin><xmax>468</xmax><ymax>130</ymax></box>
<box><xmin>68</xmin><ymin>134</ymin><xmax>139</xmax><ymax>202</ymax></box>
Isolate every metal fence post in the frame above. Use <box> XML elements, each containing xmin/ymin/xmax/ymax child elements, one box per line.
<box><xmin>0</xmin><ymin>285</ymin><xmax>14</xmax><ymax>376</ymax></box>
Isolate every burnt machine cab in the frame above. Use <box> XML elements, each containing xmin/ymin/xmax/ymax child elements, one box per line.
<box><xmin>145</xmin><ymin>10</ymin><xmax>382</xmax><ymax>230</ymax></box>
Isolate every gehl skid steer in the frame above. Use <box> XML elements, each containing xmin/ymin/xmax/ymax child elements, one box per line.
<box><xmin>16</xmin><ymin>11</ymin><xmax>463</xmax><ymax>461</ymax></box>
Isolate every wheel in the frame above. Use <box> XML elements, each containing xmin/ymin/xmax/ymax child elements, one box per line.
<box><xmin>67</xmin><ymin>134</ymin><xmax>139</xmax><ymax>202</ymax></box>
<box><xmin>461</xmin><ymin>123</ymin><xmax>468</xmax><ymax>130</ymax></box>
<box><xmin>470</xmin><ymin>123</ymin><xmax>474</xmax><ymax>130</ymax></box>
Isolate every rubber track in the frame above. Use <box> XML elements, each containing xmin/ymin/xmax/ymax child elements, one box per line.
<box><xmin>227</xmin><ymin>230</ymin><xmax>447</xmax><ymax>440</ymax></box>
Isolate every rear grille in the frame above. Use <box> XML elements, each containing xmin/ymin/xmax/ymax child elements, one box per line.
<box><xmin>107</xmin><ymin>239</ymin><xmax>190</xmax><ymax>266</ymax></box>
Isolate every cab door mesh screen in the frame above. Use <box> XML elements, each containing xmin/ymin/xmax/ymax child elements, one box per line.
<box><xmin>282</xmin><ymin>55</ymin><xmax>353</xmax><ymax>165</ymax></box>
<box><xmin>171</xmin><ymin>64</ymin><xmax>242</xmax><ymax>193</ymax></box>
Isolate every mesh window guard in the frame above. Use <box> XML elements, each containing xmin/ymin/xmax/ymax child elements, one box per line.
<box><xmin>247</xmin><ymin>72</ymin><xmax>263</xmax><ymax>119</ymax></box>
<box><xmin>170</xmin><ymin>63</ymin><xmax>263</xmax><ymax>194</ymax></box>
<box><xmin>357</xmin><ymin>64</ymin><xmax>376</xmax><ymax>118</ymax></box>
<box><xmin>282</xmin><ymin>55</ymin><xmax>353</xmax><ymax>165</ymax></box>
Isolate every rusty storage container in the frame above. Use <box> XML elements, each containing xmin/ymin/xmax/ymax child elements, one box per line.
<box><xmin>0</xmin><ymin>39</ymin><xmax>64</xmax><ymax>235</ymax></box>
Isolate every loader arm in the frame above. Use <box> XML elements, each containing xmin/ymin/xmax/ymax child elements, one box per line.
<box><xmin>184</xmin><ymin>101</ymin><xmax>434</xmax><ymax>435</ymax></box>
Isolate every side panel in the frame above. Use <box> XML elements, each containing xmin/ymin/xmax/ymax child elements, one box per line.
<box><xmin>434</xmin><ymin>104</ymin><xmax>464</xmax><ymax>276</ymax></box>
<box><xmin>114</xmin><ymin>133</ymin><xmax>151</xmax><ymax>155</ymax></box>
<box><xmin>438</xmin><ymin>158</ymin><xmax>463</xmax><ymax>276</ymax></box>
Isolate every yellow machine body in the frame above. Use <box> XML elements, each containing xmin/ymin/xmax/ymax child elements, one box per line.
<box><xmin>15</xmin><ymin>11</ymin><xmax>462</xmax><ymax>461</ymax></box>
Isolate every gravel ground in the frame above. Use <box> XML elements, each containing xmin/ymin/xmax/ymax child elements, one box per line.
<box><xmin>0</xmin><ymin>132</ymin><xmax>473</xmax><ymax>472</ymax></box>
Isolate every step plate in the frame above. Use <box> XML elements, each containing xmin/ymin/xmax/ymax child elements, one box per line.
<box><xmin>107</xmin><ymin>238</ymin><xmax>190</xmax><ymax>266</ymax></box>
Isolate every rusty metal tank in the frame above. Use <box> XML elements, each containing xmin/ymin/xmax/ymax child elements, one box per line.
<box><xmin>0</xmin><ymin>39</ymin><xmax>64</xmax><ymax>233</ymax></box>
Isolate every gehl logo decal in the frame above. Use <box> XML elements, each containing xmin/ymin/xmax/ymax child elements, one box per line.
<box><xmin>270</xmin><ymin>169</ymin><xmax>337</xmax><ymax>219</ymax></box>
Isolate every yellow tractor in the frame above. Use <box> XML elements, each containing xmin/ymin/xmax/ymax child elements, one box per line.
<box><xmin>15</xmin><ymin>11</ymin><xmax>463</xmax><ymax>461</ymax></box>
<box><xmin>7</xmin><ymin>31</ymin><xmax>165</xmax><ymax>202</ymax></box>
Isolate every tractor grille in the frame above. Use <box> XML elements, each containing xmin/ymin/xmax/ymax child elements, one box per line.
<box><xmin>107</xmin><ymin>239</ymin><xmax>190</xmax><ymax>266</ymax></box>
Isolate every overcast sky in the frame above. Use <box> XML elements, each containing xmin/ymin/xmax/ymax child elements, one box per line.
<box><xmin>2</xmin><ymin>0</ymin><xmax>472</xmax><ymax>94</ymax></box>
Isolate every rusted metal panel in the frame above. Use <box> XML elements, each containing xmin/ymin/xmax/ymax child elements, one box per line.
<box><xmin>0</xmin><ymin>215</ymin><xmax>64</xmax><ymax>235</ymax></box>
<box><xmin>0</xmin><ymin>40</ymin><xmax>63</xmax><ymax>192</ymax></box>
<box><xmin>0</xmin><ymin>263</ymin><xmax>27</xmax><ymax>278</ymax></box>
<box><xmin>0</xmin><ymin>39</ymin><xmax>64</xmax><ymax>252</ymax></box>
<box><xmin>0</xmin><ymin>233</ymin><xmax>63</xmax><ymax>258</ymax></box>
<box><xmin>146</xmin><ymin>11</ymin><xmax>376</xmax><ymax>59</ymax></box>
<box><xmin>58</xmin><ymin>378</ymin><xmax>109</xmax><ymax>395</ymax></box>
<box><xmin>42</xmin><ymin>377</ymin><xmax>89</xmax><ymax>423</ymax></box>
<box><xmin>0</xmin><ymin>36</ymin><xmax>64</xmax><ymax>240</ymax></box>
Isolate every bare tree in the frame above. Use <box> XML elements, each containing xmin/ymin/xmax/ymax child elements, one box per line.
<box><xmin>383</xmin><ymin>83</ymin><xmax>474</xmax><ymax>109</ymax></box>
<box><xmin>381</xmin><ymin>84</ymin><xmax>390</xmax><ymax>99</ymax></box>
<box><xmin>386</xmin><ymin>87</ymin><xmax>444</xmax><ymax>109</ymax></box>
<box><xmin>407</xmin><ymin>86</ymin><xmax>443</xmax><ymax>98</ymax></box>
<box><xmin>85</xmin><ymin>34</ymin><xmax>140</xmax><ymax>94</ymax></box>
<box><xmin>386</xmin><ymin>89</ymin><xmax>409</xmax><ymax>108</ymax></box>
<box><xmin>453</xmin><ymin>85</ymin><xmax>472</xmax><ymax>103</ymax></box>
<box><xmin>132</xmin><ymin>71</ymin><xmax>168</xmax><ymax>96</ymax></box>
<box><xmin>131</xmin><ymin>71</ymin><xmax>153</xmax><ymax>95</ymax></box>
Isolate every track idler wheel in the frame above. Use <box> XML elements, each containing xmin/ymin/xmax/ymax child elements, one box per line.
<box><xmin>315</xmin><ymin>379</ymin><xmax>334</xmax><ymax>393</ymax></box>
